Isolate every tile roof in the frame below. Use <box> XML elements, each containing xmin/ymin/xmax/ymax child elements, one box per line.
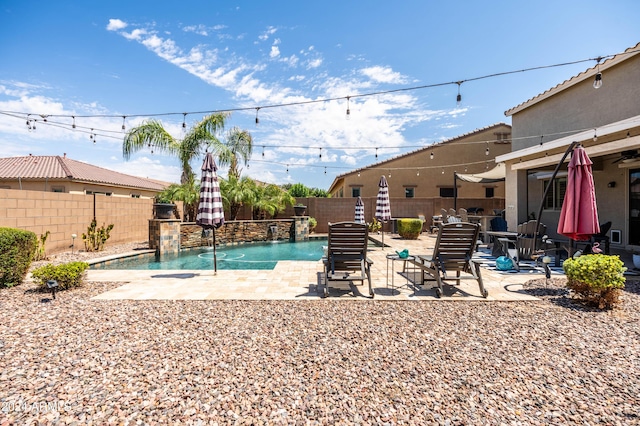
<box><xmin>0</xmin><ymin>155</ymin><xmax>168</xmax><ymax>191</ymax></box>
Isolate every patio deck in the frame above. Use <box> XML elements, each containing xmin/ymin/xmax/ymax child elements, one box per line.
<box><xmin>89</xmin><ymin>232</ymin><xmax>573</xmax><ymax>301</ymax></box>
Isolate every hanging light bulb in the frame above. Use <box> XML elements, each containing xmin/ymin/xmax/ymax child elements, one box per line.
<box><xmin>441</xmin><ymin>168</ymin><xmax>445</xmax><ymax>175</ymax></box>
<box><xmin>416</xmin><ymin>170</ymin><xmax>420</xmax><ymax>176</ymax></box>
<box><xmin>430</xmin><ymin>151</ymin><xmax>434</xmax><ymax>160</ymax></box>
<box><xmin>593</xmin><ymin>57</ymin><xmax>603</xmax><ymax>89</ymax></box>
<box><xmin>627</xmin><ymin>131</ymin><xmax>631</xmax><ymax>138</ymax></box>
<box><xmin>182</xmin><ymin>113</ymin><xmax>187</xmax><ymax>129</ymax></box>
<box><xmin>286</xmin><ymin>164</ymin><xmax>289</xmax><ymax>174</ymax></box>
<box><xmin>375</xmin><ymin>148</ymin><xmax>378</xmax><ymax>159</ymax></box>
<box><xmin>388</xmin><ymin>170</ymin><xmax>391</xmax><ymax>178</ymax></box>
<box><xmin>255</xmin><ymin>107</ymin><xmax>260</xmax><ymax>126</ymax></box>
<box><xmin>32</xmin><ymin>120</ymin><xmax>36</xmax><ymax>131</ymax></box>
<box><xmin>72</xmin><ymin>116</ymin><xmax>76</xmax><ymax>129</ymax></box>
<box><xmin>593</xmin><ymin>129</ymin><xmax>598</xmax><ymax>142</ymax></box>
<box><xmin>324</xmin><ymin>167</ymin><xmax>327</xmax><ymax>174</ymax></box>
<box><xmin>485</xmin><ymin>143</ymin><xmax>490</xmax><ymax>156</ymax></box>
<box><xmin>122</xmin><ymin>116</ymin><xmax>126</xmax><ymax>131</ymax></box>
<box><xmin>262</xmin><ymin>146</ymin><xmax>265</xmax><ymax>157</ymax></box>
<box><xmin>346</xmin><ymin>96</ymin><xmax>351</xmax><ymax>120</ymax></box>
<box><xmin>456</xmin><ymin>81</ymin><xmax>462</xmax><ymax>107</ymax></box>
<box><xmin>358</xmin><ymin>171</ymin><xmax>361</xmax><ymax>177</ymax></box>
<box><xmin>319</xmin><ymin>148</ymin><xmax>322</xmax><ymax>159</ymax></box>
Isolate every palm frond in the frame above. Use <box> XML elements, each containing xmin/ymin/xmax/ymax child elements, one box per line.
<box><xmin>122</xmin><ymin>120</ymin><xmax>178</xmax><ymax>160</ymax></box>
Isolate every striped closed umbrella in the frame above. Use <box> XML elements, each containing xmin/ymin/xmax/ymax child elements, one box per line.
<box><xmin>196</xmin><ymin>152</ymin><xmax>225</xmax><ymax>273</ymax></box>
<box><xmin>355</xmin><ymin>196</ymin><xmax>365</xmax><ymax>224</ymax></box>
<box><xmin>375</xmin><ymin>175</ymin><xmax>391</xmax><ymax>248</ymax></box>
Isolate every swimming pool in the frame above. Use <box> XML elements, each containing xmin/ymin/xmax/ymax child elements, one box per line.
<box><xmin>91</xmin><ymin>239</ymin><xmax>327</xmax><ymax>270</ymax></box>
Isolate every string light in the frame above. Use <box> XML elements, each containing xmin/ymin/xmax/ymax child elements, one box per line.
<box><xmin>72</xmin><ymin>116</ymin><xmax>76</xmax><ymax>129</ymax></box>
<box><xmin>182</xmin><ymin>113</ymin><xmax>187</xmax><ymax>129</ymax></box>
<box><xmin>416</xmin><ymin>170</ymin><xmax>420</xmax><ymax>176</ymax></box>
<box><xmin>485</xmin><ymin>142</ymin><xmax>489</xmax><ymax>156</ymax></box>
<box><xmin>375</xmin><ymin>148</ymin><xmax>378</xmax><ymax>159</ymax></box>
<box><xmin>286</xmin><ymin>164</ymin><xmax>289</xmax><ymax>174</ymax></box>
<box><xmin>262</xmin><ymin>145</ymin><xmax>265</xmax><ymax>157</ymax></box>
<box><xmin>319</xmin><ymin>148</ymin><xmax>322</xmax><ymax>159</ymax></box>
<box><xmin>324</xmin><ymin>167</ymin><xmax>327</xmax><ymax>174</ymax></box>
<box><xmin>121</xmin><ymin>116</ymin><xmax>126</xmax><ymax>131</ymax></box>
<box><xmin>456</xmin><ymin>81</ymin><xmax>462</xmax><ymax>106</ymax></box>
<box><xmin>358</xmin><ymin>171</ymin><xmax>361</xmax><ymax>177</ymax></box>
<box><xmin>593</xmin><ymin>129</ymin><xmax>598</xmax><ymax>142</ymax></box>
<box><xmin>255</xmin><ymin>107</ymin><xmax>260</xmax><ymax>125</ymax></box>
<box><xmin>346</xmin><ymin>96</ymin><xmax>351</xmax><ymax>120</ymax></box>
<box><xmin>441</xmin><ymin>168</ymin><xmax>445</xmax><ymax>175</ymax></box>
<box><xmin>593</xmin><ymin>57</ymin><xmax>603</xmax><ymax>89</ymax></box>
<box><xmin>430</xmin><ymin>151</ymin><xmax>434</xmax><ymax>160</ymax></box>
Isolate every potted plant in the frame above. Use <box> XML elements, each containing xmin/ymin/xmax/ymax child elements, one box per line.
<box><xmin>293</xmin><ymin>204</ymin><xmax>307</xmax><ymax>216</ymax></box>
<box><xmin>368</xmin><ymin>218</ymin><xmax>382</xmax><ymax>234</ymax></box>
<box><xmin>397</xmin><ymin>218</ymin><xmax>423</xmax><ymax>240</ymax></box>
<box><xmin>153</xmin><ymin>189</ymin><xmax>177</xmax><ymax>219</ymax></box>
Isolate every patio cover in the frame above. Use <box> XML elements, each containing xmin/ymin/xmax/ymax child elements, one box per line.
<box><xmin>454</xmin><ymin>162</ymin><xmax>506</xmax><ymax>183</ymax></box>
<box><xmin>453</xmin><ymin>162</ymin><xmax>505</xmax><ymax>209</ymax></box>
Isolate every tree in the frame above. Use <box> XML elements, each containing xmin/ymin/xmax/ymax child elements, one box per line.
<box><xmin>252</xmin><ymin>184</ymin><xmax>296</xmax><ymax>219</ymax></box>
<box><xmin>123</xmin><ymin>112</ymin><xmax>229</xmax><ymax>184</ymax></box>
<box><xmin>163</xmin><ymin>178</ymin><xmax>200</xmax><ymax>222</ymax></box>
<box><xmin>219</xmin><ymin>127</ymin><xmax>253</xmax><ymax>179</ymax></box>
<box><xmin>288</xmin><ymin>183</ymin><xmax>311</xmax><ymax>198</ymax></box>
<box><xmin>220</xmin><ymin>175</ymin><xmax>257</xmax><ymax>220</ymax></box>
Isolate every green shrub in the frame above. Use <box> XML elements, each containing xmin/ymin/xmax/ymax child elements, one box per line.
<box><xmin>31</xmin><ymin>261</ymin><xmax>90</xmax><ymax>290</ymax></box>
<box><xmin>82</xmin><ymin>219</ymin><xmax>114</xmax><ymax>252</ymax></box>
<box><xmin>34</xmin><ymin>230</ymin><xmax>51</xmax><ymax>261</ymax></box>
<box><xmin>397</xmin><ymin>218</ymin><xmax>423</xmax><ymax>240</ymax></box>
<box><xmin>368</xmin><ymin>218</ymin><xmax>382</xmax><ymax>233</ymax></box>
<box><xmin>563</xmin><ymin>254</ymin><xmax>626</xmax><ymax>309</ymax></box>
<box><xmin>0</xmin><ymin>227</ymin><xmax>37</xmax><ymax>287</ymax></box>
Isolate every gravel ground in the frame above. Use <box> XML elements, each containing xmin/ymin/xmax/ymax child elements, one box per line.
<box><xmin>1</xmin><ymin>244</ymin><xmax>639</xmax><ymax>425</ymax></box>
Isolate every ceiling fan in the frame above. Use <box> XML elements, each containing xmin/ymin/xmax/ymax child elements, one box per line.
<box><xmin>612</xmin><ymin>149</ymin><xmax>640</xmax><ymax>163</ymax></box>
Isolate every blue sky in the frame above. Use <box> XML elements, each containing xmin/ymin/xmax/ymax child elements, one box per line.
<box><xmin>0</xmin><ymin>1</ymin><xmax>638</xmax><ymax>189</ymax></box>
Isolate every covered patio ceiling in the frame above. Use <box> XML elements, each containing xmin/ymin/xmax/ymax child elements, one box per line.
<box><xmin>496</xmin><ymin>114</ymin><xmax>640</xmax><ymax>170</ymax></box>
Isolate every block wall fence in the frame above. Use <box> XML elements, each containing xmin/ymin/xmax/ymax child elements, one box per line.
<box><xmin>0</xmin><ymin>188</ymin><xmax>503</xmax><ymax>255</ymax></box>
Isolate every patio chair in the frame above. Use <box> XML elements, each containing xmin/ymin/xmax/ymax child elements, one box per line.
<box><xmin>322</xmin><ymin>221</ymin><xmax>374</xmax><ymax>298</ymax></box>
<box><xmin>458</xmin><ymin>208</ymin><xmax>469</xmax><ymax>222</ymax></box>
<box><xmin>408</xmin><ymin>222</ymin><xmax>487</xmax><ymax>298</ymax></box>
<box><xmin>497</xmin><ymin>220</ymin><xmax>547</xmax><ymax>272</ymax></box>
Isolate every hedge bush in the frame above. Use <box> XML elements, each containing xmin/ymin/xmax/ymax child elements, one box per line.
<box><xmin>31</xmin><ymin>262</ymin><xmax>90</xmax><ymax>291</ymax></box>
<box><xmin>0</xmin><ymin>227</ymin><xmax>37</xmax><ymax>288</ymax></box>
<box><xmin>563</xmin><ymin>254</ymin><xmax>626</xmax><ymax>309</ymax></box>
<box><xmin>397</xmin><ymin>218</ymin><xmax>423</xmax><ymax>239</ymax></box>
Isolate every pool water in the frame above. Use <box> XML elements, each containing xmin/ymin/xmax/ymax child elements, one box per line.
<box><xmin>92</xmin><ymin>239</ymin><xmax>327</xmax><ymax>270</ymax></box>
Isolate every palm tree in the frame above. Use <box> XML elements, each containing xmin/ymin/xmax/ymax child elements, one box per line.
<box><xmin>123</xmin><ymin>112</ymin><xmax>229</xmax><ymax>184</ymax></box>
<box><xmin>220</xmin><ymin>175</ymin><xmax>258</xmax><ymax>220</ymax></box>
<box><xmin>219</xmin><ymin>127</ymin><xmax>253</xmax><ymax>179</ymax></box>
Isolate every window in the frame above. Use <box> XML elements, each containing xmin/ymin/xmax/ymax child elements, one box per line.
<box><xmin>51</xmin><ymin>186</ymin><xmax>65</xmax><ymax>193</ymax></box>
<box><xmin>439</xmin><ymin>187</ymin><xmax>454</xmax><ymax>198</ymax></box>
<box><xmin>542</xmin><ymin>177</ymin><xmax>567</xmax><ymax>210</ymax></box>
<box><xmin>131</xmin><ymin>194</ymin><xmax>141</xmax><ymax>198</ymax></box>
<box><xmin>405</xmin><ymin>187</ymin><xmax>415</xmax><ymax>198</ymax></box>
<box><xmin>485</xmin><ymin>187</ymin><xmax>494</xmax><ymax>198</ymax></box>
<box><xmin>351</xmin><ymin>187</ymin><xmax>361</xmax><ymax>197</ymax></box>
<box><xmin>86</xmin><ymin>190</ymin><xmax>112</xmax><ymax>196</ymax></box>
<box><xmin>494</xmin><ymin>132</ymin><xmax>512</xmax><ymax>143</ymax></box>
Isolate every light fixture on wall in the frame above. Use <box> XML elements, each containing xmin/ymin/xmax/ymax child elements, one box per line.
<box><xmin>607</xmin><ymin>181</ymin><xmax>616</xmax><ymax>188</ymax></box>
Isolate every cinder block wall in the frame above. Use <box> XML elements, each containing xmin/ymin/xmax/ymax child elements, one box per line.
<box><xmin>0</xmin><ymin>188</ymin><xmax>183</xmax><ymax>255</ymax></box>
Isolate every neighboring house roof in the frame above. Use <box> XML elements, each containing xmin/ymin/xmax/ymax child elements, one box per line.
<box><xmin>505</xmin><ymin>42</ymin><xmax>640</xmax><ymax>116</ymax></box>
<box><xmin>0</xmin><ymin>154</ymin><xmax>168</xmax><ymax>191</ymax></box>
<box><xmin>328</xmin><ymin>122</ymin><xmax>511</xmax><ymax>193</ymax></box>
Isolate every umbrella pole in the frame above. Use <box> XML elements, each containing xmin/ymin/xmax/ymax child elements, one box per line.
<box><xmin>212</xmin><ymin>228</ymin><xmax>217</xmax><ymax>274</ymax></box>
<box><xmin>535</xmin><ymin>141</ymin><xmax>578</xmax><ymax>255</ymax></box>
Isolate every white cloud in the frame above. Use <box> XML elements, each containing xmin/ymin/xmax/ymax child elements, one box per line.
<box><xmin>182</xmin><ymin>24</ymin><xmax>209</xmax><ymax>36</ymax></box>
<box><xmin>306</xmin><ymin>58</ymin><xmax>322</xmax><ymax>69</ymax></box>
<box><xmin>270</xmin><ymin>45</ymin><xmax>280</xmax><ymax>58</ymax></box>
<box><xmin>258</xmin><ymin>26</ymin><xmax>277</xmax><ymax>41</ymax></box>
<box><xmin>106</xmin><ymin>19</ymin><xmax>127</xmax><ymax>31</ymax></box>
<box><xmin>360</xmin><ymin>66</ymin><xmax>408</xmax><ymax>84</ymax></box>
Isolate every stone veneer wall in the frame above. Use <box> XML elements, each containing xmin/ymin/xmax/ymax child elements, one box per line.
<box><xmin>180</xmin><ymin>219</ymin><xmax>303</xmax><ymax>250</ymax></box>
<box><xmin>148</xmin><ymin>219</ymin><xmax>181</xmax><ymax>254</ymax></box>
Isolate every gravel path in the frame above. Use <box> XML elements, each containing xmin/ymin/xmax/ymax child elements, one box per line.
<box><xmin>1</xmin><ymin>244</ymin><xmax>639</xmax><ymax>424</ymax></box>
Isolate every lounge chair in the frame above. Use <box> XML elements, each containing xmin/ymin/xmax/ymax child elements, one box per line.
<box><xmin>458</xmin><ymin>208</ymin><xmax>469</xmax><ymax>222</ymax></box>
<box><xmin>322</xmin><ymin>222</ymin><xmax>374</xmax><ymax>298</ymax></box>
<box><xmin>408</xmin><ymin>222</ymin><xmax>487</xmax><ymax>298</ymax></box>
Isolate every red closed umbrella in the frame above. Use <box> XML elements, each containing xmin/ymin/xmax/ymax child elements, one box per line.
<box><xmin>557</xmin><ymin>146</ymin><xmax>600</xmax><ymax>241</ymax></box>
